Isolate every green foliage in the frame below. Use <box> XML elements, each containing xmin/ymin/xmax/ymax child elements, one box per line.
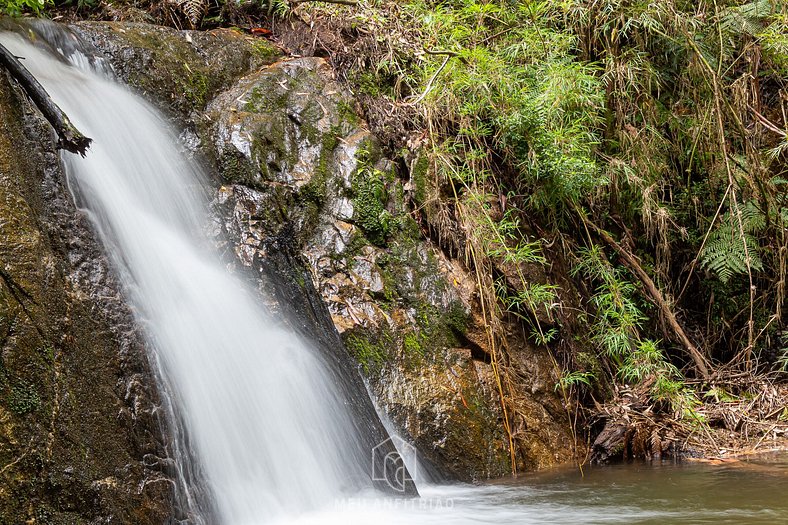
<box><xmin>1</xmin><ymin>0</ymin><xmax>49</xmax><ymax>15</ymax></box>
<box><xmin>288</xmin><ymin>0</ymin><xmax>788</xmax><ymax>445</ymax></box>
<box><xmin>496</xmin><ymin>280</ymin><xmax>558</xmax><ymax>322</ymax></box>
<box><xmin>758</xmin><ymin>9</ymin><xmax>788</xmax><ymax>75</ymax></box>
<box><xmin>555</xmin><ymin>370</ymin><xmax>595</xmax><ymax>392</ymax></box>
<box><xmin>572</xmin><ymin>244</ymin><xmax>695</xmax><ymax>408</ymax></box>
<box><xmin>700</xmin><ymin>201</ymin><xmax>765</xmax><ymax>284</ymax></box>
<box><xmin>619</xmin><ymin>339</ymin><xmax>678</xmax><ymax>384</ymax></box>
<box><xmin>572</xmin><ymin>245</ymin><xmax>645</xmax><ymax>360</ymax></box>
<box><xmin>403</xmin><ymin>1</ymin><xmax>606</xmax><ymax>219</ymax></box>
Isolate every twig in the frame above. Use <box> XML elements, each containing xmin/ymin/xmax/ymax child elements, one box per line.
<box><xmin>405</xmin><ymin>54</ymin><xmax>451</xmax><ymax>106</ymax></box>
<box><xmin>748</xmin><ymin>104</ymin><xmax>786</xmax><ymax>136</ymax></box>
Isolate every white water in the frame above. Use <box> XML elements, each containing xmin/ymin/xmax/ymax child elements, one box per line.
<box><xmin>0</xmin><ymin>31</ymin><xmax>380</xmax><ymax>524</ymax></box>
<box><xmin>11</xmin><ymin>24</ymin><xmax>788</xmax><ymax>525</ymax></box>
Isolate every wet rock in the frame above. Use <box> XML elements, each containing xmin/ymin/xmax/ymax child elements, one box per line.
<box><xmin>0</xmin><ymin>47</ymin><xmax>171</xmax><ymax>524</ymax></box>
<box><xmin>3</xmin><ymin>17</ymin><xmax>573</xmax><ymax>492</ymax></box>
<box><xmin>71</xmin><ymin>21</ymin><xmax>280</xmax><ymax>117</ymax></box>
<box><xmin>206</xmin><ymin>56</ymin><xmax>574</xmax><ymax>480</ymax></box>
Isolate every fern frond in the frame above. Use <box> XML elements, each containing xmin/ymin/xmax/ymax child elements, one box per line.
<box><xmin>700</xmin><ymin>202</ymin><xmax>765</xmax><ymax>284</ymax></box>
<box><xmin>179</xmin><ymin>0</ymin><xmax>206</xmax><ymax>28</ymax></box>
<box><xmin>720</xmin><ymin>0</ymin><xmax>775</xmax><ymax>36</ymax></box>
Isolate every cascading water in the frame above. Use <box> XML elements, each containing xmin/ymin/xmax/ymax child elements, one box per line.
<box><xmin>0</xmin><ymin>24</ymin><xmax>412</xmax><ymax>524</ymax></box>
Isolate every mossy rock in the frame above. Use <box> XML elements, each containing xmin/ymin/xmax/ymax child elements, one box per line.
<box><xmin>0</xmin><ymin>52</ymin><xmax>171</xmax><ymax>524</ymax></box>
<box><xmin>72</xmin><ymin>22</ymin><xmax>281</xmax><ymax>115</ymax></box>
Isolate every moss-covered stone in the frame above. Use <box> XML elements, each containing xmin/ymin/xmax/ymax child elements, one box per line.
<box><xmin>71</xmin><ymin>22</ymin><xmax>281</xmax><ymax>116</ymax></box>
<box><xmin>351</xmin><ymin>164</ymin><xmax>393</xmax><ymax>246</ymax></box>
<box><xmin>207</xmin><ymin>54</ymin><xmax>573</xmax><ymax>482</ymax></box>
<box><xmin>345</xmin><ymin>332</ymin><xmax>388</xmax><ymax>374</ymax></box>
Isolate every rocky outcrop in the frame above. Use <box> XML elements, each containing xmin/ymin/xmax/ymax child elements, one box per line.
<box><xmin>71</xmin><ymin>21</ymin><xmax>280</xmax><ymax>117</ymax></box>
<box><xmin>203</xmin><ymin>56</ymin><xmax>575</xmax><ymax>479</ymax></box>
<box><xmin>0</xmin><ymin>56</ymin><xmax>171</xmax><ymax>523</ymax></box>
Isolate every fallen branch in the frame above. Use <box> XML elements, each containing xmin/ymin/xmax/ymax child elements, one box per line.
<box><xmin>0</xmin><ymin>42</ymin><xmax>92</xmax><ymax>157</ymax></box>
<box><xmin>580</xmin><ymin>212</ymin><xmax>712</xmax><ymax>379</ymax></box>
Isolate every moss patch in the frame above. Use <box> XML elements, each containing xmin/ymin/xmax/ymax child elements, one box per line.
<box><xmin>345</xmin><ymin>332</ymin><xmax>388</xmax><ymax>374</ymax></box>
<box><xmin>350</xmin><ymin>151</ymin><xmax>394</xmax><ymax>246</ymax></box>
<box><xmin>7</xmin><ymin>381</ymin><xmax>40</xmax><ymax>415</ymax></box>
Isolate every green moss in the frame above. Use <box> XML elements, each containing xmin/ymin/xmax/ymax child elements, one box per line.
<box><xmin>337</xmin><ymin>100</ymin><xmax>360</xmax><ymax>126</ymax></box>
<box><xmin>180</xmin><ymin>69</ymin><xmax>210</xmax><ymax>108</ymax></box>
<box><xmin>245</xmin><ymin>84</ymin><xmax>290</xmax><ymax>114</ymax></box>
<box><xmin>410</xmin><ymin>301</ymin><xmax>469</xmax><ymax>357</ymax></box>
<box><xmin>298</xmin><ymin>126</ymin><xmax>343</xmax><ymax>231</ymax></box>
<box><xmin>402</xmin><ymin>331</ymin><xmax>428</xmax><ymax>368</ymax></box>
<box><xmin>220</xmin><ymin>150</ymin><xmax>256</xmax><ymax>185</ymax></box>
<box><xmin>445</xmin><ymin>301</ymin><xmax>470</xmax><ymax>335</ymax></box>
<box><xmin>298</xmin><ymin>100</ymin><xmax>329</xmax><ymax>144</ymax></box>
<box><xmin>8</xmin><ymin>381</ymin><xmax>39</xmax><ymax>415</ymax></box>
<box><xmin>411</xmin><ymin>154</ymin><xmax>430</xmax><ymax>206</ymax></box>
<box><xmin>345</xmin><ymin>333</ymin><xmax>387</xmax><ymax>374</ymax></box>
<box><xmin>351</xmin><ymin>151</ymin><xmax>393</xmax><ymax>246</ymax></box>
<box><xmin>251</xmin><ymin>40</ymin><xmax>280</xmax><ymax>63</ymax></box>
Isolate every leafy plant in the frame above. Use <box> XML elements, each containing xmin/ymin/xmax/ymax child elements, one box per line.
<box><xmin>700</xmin><ymin>201</ymin><xmax>765</xmax><ymax>284</ymax></box>
<box><xmin>1</xmin><ymin>0</ymin><xmax>49</xmax><ymax>15</ymax></box>
<box><xmin>572</xmin><ymin>245</ymin><xmax>646</xmax><ymax>361</ymax></box>
<box><xmin>555</xmin><ymin>370</ymin><xmax>595</xmax><ymax>392</ymax></box>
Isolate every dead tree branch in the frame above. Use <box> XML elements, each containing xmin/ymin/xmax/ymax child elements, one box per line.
<box><xmin>580</xmin><ymin>213</ymin><xmax>712</xmax><ymax>379</ymax></box>
<box><xmin>0</xmin><ymin>42</ymin><xmax>92</xmax><ymax>157</ymax></box>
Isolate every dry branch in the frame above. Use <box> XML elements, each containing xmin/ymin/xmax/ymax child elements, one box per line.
<box><xmin>580</xmin><ymin>213</ymin><xmax>712</xmax><ymax>379</ymax></box>
<box><xmin>0</xmin><ymin>42</ymin><xmax>92</xmax><ymax>156</ymax></box>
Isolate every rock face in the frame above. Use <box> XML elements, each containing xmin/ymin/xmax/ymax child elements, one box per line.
<box><xmin>71</xmin><ymin>21</ymin><xmax>280</xmax><ymax>117</ymax></box>
<box><xmin>202</xmin><ymin>57</ymin><xmax>575</xmax><ymax>479</ymax></box>
<box><xmin>0</xmin><ymin>56</ymin><xmax>171</xmax><ymax>522</ymax></box>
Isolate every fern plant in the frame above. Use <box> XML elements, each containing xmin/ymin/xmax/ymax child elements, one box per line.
<box><xmin>178</xmin><ymin>0</ymin><xmax>207</xmax><ymax>28</ymax></box>
<box><xmin>700</xmin><ymin>200</ymin><xmax>764</xmax><ymax>284</ymax></box>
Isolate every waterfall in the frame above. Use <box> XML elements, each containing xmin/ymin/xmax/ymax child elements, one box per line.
<box><xmin>0</xmin><ymin>24</ymin><xmax>413</xmax><ymax>524</ymax></box>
